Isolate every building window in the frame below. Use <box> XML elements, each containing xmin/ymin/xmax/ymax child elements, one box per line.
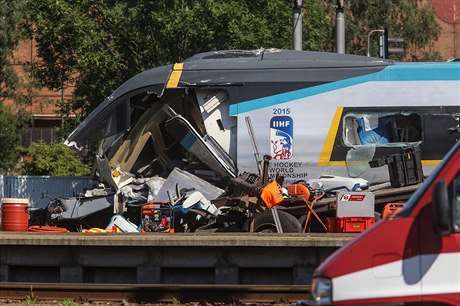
<box><xmin>21</xmin><ymin>126</ymin><xmax>58</xmax><ymax>147</ymax></box>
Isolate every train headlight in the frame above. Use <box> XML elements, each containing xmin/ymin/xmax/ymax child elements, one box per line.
<box><xmin>310</xmin><ymin>277</ymin><xmax>332</xmax><ymax>305</ymax></box>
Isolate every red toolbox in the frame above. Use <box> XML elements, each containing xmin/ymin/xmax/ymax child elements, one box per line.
<box><xmin>326</xmin><ymin>217</ymin><xmax>375</xmax><ymax>233</ymax></box>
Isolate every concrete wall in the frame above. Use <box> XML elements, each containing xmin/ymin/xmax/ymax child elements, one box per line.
<box><xmin>0</xmin><ymin>233</ymin><xmax>354</xmax><ymax>285</ymax></box>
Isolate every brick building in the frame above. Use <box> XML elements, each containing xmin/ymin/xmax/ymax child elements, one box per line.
<box><xmin>10</xmin><ymin>1</ymin><xmax>460</xmax><ymax>147</ymax></box>
<box><xmin>429</xmin><ymin>0</ymin><xmax>460</xmax><ymax>59</ymax></box>
<box><xmin>10</xmin><ymin>40</ymin><xmax>74</xmax><ymax>147</ymax></box>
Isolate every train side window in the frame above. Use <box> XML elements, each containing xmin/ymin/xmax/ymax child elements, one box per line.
<box><xmin>343</xmin><ymin>113</ymin><xmax>422</xmax><ymax>146</ymax></box>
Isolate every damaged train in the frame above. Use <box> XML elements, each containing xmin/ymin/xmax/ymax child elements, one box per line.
<box><xmin>35</xmin><ymin>49</ymin><xmax>460</xmax><ymax>233</ymax></box>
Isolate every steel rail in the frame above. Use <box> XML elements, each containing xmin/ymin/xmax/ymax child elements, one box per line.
<box><xmin>0</xmin><ymin>282</ymin><xmax>311</xmax><ymax>303</ymax></box>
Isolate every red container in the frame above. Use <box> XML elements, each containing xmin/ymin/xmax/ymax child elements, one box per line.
<box><xmin>326</xmin><ymin>217</ymin><xmax>338</xmax><ymax>233</ymax></box>
<box><xmin>1</xmin><ymin>198</ymin><xmax>29</xmax><ymax>231</ymax></box>
<box><xmin>326</xmin><ymin>217</ymin><xmax>375</xmax><ymax>233</ymax></box>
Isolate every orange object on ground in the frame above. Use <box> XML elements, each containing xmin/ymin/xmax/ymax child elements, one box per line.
<box><xmin>142</xmin><ymin>203</ymin><xmax>160</xmax><ymax>216</ymax></box>
<box><xmin>287</xmin><ymin>184</ymin><xmax>311</xmax><ymax>200</ymax></box>
<box><xmin>1</xmin><ymin>198</ymin><xmax>29</xmax><ymax>232</ymax></box>
<box><xmin>287</xmin><ymin>184</ymin><xmax>327</xmax><ymax>233</ymax></box>
<box><xmin>260</xmin><ymin>181</ymin><xmax>284</xmax><ymax>208</ymax></box>
<box><xmin>28</xmin><ymin>225</ymin><xmax>68</xmax><ymax>233</ymax></box>
<box><xmin>382</xmin><ymin>203</ymin><xmax>405</xmax><ymax>220</ymax></box>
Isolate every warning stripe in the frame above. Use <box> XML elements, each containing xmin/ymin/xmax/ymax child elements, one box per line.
<box><xmin>166</xmin><ymin>63</ymin><xmax>183</xmax><ymax>88</ymax></box>
<box><xmin>318</xmin><ymin>106</ymin><xmax>344</xmax><ymax>166</ymax></box>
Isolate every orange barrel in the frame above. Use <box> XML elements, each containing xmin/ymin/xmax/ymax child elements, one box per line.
<box><xmin>1</xmin><ymin>198</ymin><xmax>30</xmax><ymax>231</ymax></box>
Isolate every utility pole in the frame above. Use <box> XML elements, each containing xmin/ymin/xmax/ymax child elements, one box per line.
<box><xmin>292</xmin><ymin>0</ymin><xmax>302</xmax><ymax>50</ymax></box>
<box><xmin>335</xmin><ymin>0</ymin><xmax>345</xmax><ymax>54</ymax></box>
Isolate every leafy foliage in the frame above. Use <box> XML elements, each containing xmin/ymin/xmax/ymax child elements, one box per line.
<box><xmin>0</xmin><ymin>0</ymin><xmax>33</xmax><ymax>173</ymax></box>
<box><xmin>58</xmin><ymin>299</ymin><xmax>78</xmax><ymax>306</ymax></box>
<box><xmin>23</xmin><ymin>0</ymin><xmax>289</xmax><ymax>116</ymax></box>
<box><xmin>23</xmin><ymin>0</ymin><xmax>441</xmax><ymax>123</ymax></box>
<box><xmin>0</xmin><ymin>104</ymin><xmax>22</xmax><ymax>172</ymax></box>
<box><xmin>0</xmin><ymin>0</ymin><xmax>22</xmax><ymax>100</ymax></box>
<box><xmin>0</xmin><ymin>0</ymin><xmax>36</xmax><ymax>107</ymax></box>
<box><xmin>22</xmin><ymin>141</ymin><xmax>91</xmax><ymax>176</ymax></box>
<box><xmin>346</xmin><ymin>0</ymin><xmax>441</xmax><ymax>60</ymax></box>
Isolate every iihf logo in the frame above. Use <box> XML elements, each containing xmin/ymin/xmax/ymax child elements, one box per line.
<box><xmin>270</xmin><ymin>116</ymin><xmax>293</xmax><ymax>160</ymax></box>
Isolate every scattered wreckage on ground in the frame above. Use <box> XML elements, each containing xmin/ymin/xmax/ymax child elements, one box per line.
<box><xmin>32</xmin><ymin>165</ymin><xmax>376</xmax><ymax>233</ymax></box>
<box><xmin>30</xmin><ymin>48</ymin><xmax>454</xmax><ymax>233</ymax></box>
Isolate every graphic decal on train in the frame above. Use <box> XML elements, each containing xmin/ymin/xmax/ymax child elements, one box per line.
<box><xmin>270</xmin><ymin>116</ymin><xmax>293</xmax><ymax>160</ymax></box>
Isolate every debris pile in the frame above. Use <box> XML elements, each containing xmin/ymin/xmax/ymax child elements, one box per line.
<box><xmin>26</xmin><ymin>161</ymin><xmax>375</xmax><ymax>234</ymax></box>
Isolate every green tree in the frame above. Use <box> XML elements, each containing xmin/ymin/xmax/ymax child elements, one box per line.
<box><xmin>23</xmin><ymin>0</ymin><xmax>441</xmax><ymax>123</ymax></box>
<box><xmin>24</xmin><ymin>0</ymin><xmax>329</xmax><ymax>118</ymax></box>
<box><xmin>0</xmin><ymin>0</ymin><xmax>33</xmax><ymax>173</ymax></box>
<box><xmin>0</xmin><ymin>105</ymin><xmax>22</xmax><ymax>172</ymax></box>
<box><xmin>345</xmin><ymin>0</ymin><xmax>441</xmax><ymax>60</ymax></box>
<box><xmin>0</xmin><ymin>0</ymin><xmax>23</xmax><ymax>102</ymax></box>
<box><xmin>22</xmin><ymin>141</ymin><xmax>91</xmax><ymax>176</ymax></box>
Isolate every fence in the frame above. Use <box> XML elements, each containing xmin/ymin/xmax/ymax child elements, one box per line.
<box><xmin>0</xmin><ymin>176</ymin><xmax>96</xmax><ymax>208</ymax></box>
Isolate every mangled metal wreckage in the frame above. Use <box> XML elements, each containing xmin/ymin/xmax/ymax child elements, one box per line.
<box><xmin>39</xmin><ymin>48</ymin><xmax>460</xmax><ymax>232</ymax></box>
<box><xmin>48</xmin><ymin>49</ymin><xmax>341</xmax><ymax>233</ymax></box>
<box><xmin>48</xmin><ymin>49</ymin><xmax>301</xmax><ymax>233</ymax></box>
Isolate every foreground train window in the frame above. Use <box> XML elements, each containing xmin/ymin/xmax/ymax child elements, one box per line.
<box><xmin>343</xmin><ymin>113</ymin><xmax>422</xmax><ymax>146</ymax></box>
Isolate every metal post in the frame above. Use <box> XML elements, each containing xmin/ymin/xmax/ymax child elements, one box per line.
<box><xmin>383</xmin><ymin>28</ymin><xmax>389</xmax><ymax>59</ymax></box>
<box><xmin>335</xmin><ymin>0</ymin><xmax>345</xmax><ymax>54</ymax></box>
<box><xmin>245</xmin><ymin>116</ymin><xmax>263</xmax><ymax>175</ymax></box>
<box><xmin>271</xmin><ymin>207</ymin><xmax>284</xmax><ymax>233</ymax></box>
<box><xmin>60</xmin><ymin>81</ymin><xmax>65</xmax><ymax>140</ymax></box>
<box><xmin>366</xmin><ymin>29</ymin><xmax>385</xmax><ymax>57</ymax></box>
<box><xmin>292</xmin><ymin>0</ymin><xmax>303</xmax><ymax>50</ymax></box>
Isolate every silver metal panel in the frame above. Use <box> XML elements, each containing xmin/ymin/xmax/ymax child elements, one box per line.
<box><xmin>3</xmin><ymin>176</ymin><xmax>95</xmax><ymax>208</ymax></box>
<box><xmin>336</xmin><ymin>191</ymin><xmax>375</xmax><ymax>217</ymax></box>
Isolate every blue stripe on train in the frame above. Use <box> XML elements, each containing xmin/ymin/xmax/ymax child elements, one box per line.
<box><xmin>229</xmin><ymin>63</ymin><xmax>460</xmax><ymax>116</ymax></box>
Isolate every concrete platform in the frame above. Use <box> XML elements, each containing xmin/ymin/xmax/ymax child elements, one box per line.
<box><xmin>0</xmin><ymin>231</ymin><xmax>355</xmax><ymax>246</ymax></box>
<box><xmin>0</xmin><ymin>232</ymin><xmax>356</xmax><ymax>285</ymax></box>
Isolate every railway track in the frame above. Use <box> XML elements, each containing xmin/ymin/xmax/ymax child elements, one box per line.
<box><xmin>0</xmin><ymin>282</ymin><xmax>310</xmax><ymax>304</ymax></box>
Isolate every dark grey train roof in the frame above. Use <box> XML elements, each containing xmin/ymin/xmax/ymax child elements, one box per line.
<box><xmin>177</xmin><ymin>49</ymin><xmax>393</xmax><ymax>100</ymax></box>
<box><xmin>184</xmin><ymin>49</ymin><xmax>392</xmax><ymax>68</ymax></box>
<box><xmin>65</xmin><ymin>49</ymin><xmax>393</xmax><ymax>148</ymax></box>
<box><xmin>106</xmin><ymin>49</ymin><xmax>392</xmax><ymax>103</ymax></box>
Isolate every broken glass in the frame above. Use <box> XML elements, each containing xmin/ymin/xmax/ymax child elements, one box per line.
<box><xmin>345</xmin><ymin>145</ymin><xmax>376</xmax><ymax>178</ymax></box>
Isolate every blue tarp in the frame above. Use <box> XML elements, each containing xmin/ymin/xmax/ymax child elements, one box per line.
<box><xmin>355</xmin><ymin>117</ymin><xmax>391</xmax><ymax>145</ymax></box>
